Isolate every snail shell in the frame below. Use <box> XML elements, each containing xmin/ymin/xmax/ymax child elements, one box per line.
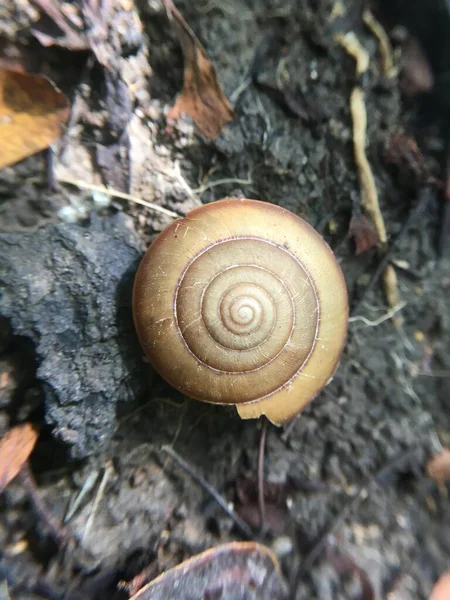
<box><xmin>133</xmin><ymin>198</ymin><xmax>348</xmax><ymax>424</ymax></box>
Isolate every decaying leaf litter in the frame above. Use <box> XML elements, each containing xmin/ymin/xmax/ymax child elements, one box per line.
<box><xmin>1</xmin><ymin>0</ymin><xmax>450</xmax><ymax>598</ymax></box>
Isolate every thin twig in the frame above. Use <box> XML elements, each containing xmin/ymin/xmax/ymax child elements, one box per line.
<box><xmin>257</xmin><ymin>419</ymin><xmax>269</xmax><ymax>535</ymax></box>
<box><xmin>82</xmin><ymin>460</ymin><xmax>114</xmax><ymax>543</ymax></box>
<box><xmin>280</xmin><ymin>416</ymin><xmax>298</xmax><ymax>442</ymax></box>
<box><xmin>19</xmin><ymin>463</ymin><xmax>68</xmax><ymax>546</ymax></box>
<box><xmin>230</xmin><ymin>78</ymin><xmax>252</xmax><ymax>104</ymax></box>
<box><xmin>161</xmin><ymin>445</ymin><xmax>254</xmax><ymax>539</ymax></box>
<box><xmin>57</xmin><ymin>177</ymin><xmax>181</xmax><ymax>218</ymax></box>
<box><xmin>64</xmin><ymin>469</ymin><xmax>99</xmax><ymax>523</ymax></box>
<box><xmin>192</xmin><ymin>177</ymin><xmax>253</xmax><ymax>195</ymax></box>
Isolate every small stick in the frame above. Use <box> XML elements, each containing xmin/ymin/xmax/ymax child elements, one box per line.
<box><xmin>64</xmin><ymin>469</ymin><xmax>99</xmax><ymax>523</ymax></box>
<box><xmin>18</xmin><ymin>463</ymin><xmax>67</xmax><ymax>546</ymax></box>
<box><xmin>257</xmin><ymin>419</ymin><xmax>269</xmax><ymax>534</ymax></box>
<box><xmin>280</xmin><ymin>416</ymin><xmax>298</xmax><ymax>442</ymax></box>
<box><xmin>161</xmin><ymin>445</ymin><xmax>254</xmax><ymax>539</ymax></box>
<box><xmin>82</xmin><ymin>460</ymin><xmax>114</xmax><ymax>543</ymax></box>
<box><xmin>57</xmin><ymin>177</ymin><xmax>181</xmax><ymax>219</ymax></box>
<box><xmin>192</xmin><ymin>177</ymin><xmax>253</xmax><ymax>195</ymax></box>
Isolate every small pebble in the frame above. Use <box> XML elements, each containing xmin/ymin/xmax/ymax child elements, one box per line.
<box><xmin>272</xmin><ymin>535</ymin><xmax>293</xmax><ymax>558</ymax></box>
<box><xmin>92</xmin><ymin>191</ymin><xmax>111</xmax><ymax>209</ymax></box>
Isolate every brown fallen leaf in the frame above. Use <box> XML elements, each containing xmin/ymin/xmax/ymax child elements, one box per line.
<box><xmin>163</xmin><ymin>0</ymin><xmax>234</xmax><ymax>139</ymax></box>
<box><xmin>401</xmin><ymin>37</ymin><xmax>434</xmax><ymax>98</ymax></box>
<box><xmin>0</xmin><ymin>70</ymin><xmax>70</xmax><ymax>169</ymax></box>
<box><xmin>385</xmin><ymin>132</ymin><xmax>440</xmax><ymax>189</ymax></box>
<box><xmin>349</xmin><ymin>212</ymin><xmax>380</xmax><ymax>254</ymax></box>
<box><xmin>0</xmin><ymin>423</ymin><xmax>38</xmax><ymax>492</ymax></box>
<box><xmin>426</xmin><ymin>448</ymin><xmax>450</xmax><ymax>483</ymax></box>
<box><xmin>429</xmin><ymin>570</ymin><xmax>450</xmax><ymax>600</ymax></box>
<box><xmin>129</xmin><ymin>542</ymin><xmax>288</xmax><ymax>600</ymax></box>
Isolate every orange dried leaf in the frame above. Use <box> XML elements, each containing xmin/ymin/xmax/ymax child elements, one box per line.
<box><xmin>0</xmin><ymin>70</ymin><xmax>70</xmax><ymax>169</ymax></box>
<box><xmin>0</xmin><ymin>423</ymin><xmax>38</xmax><ymax>492</ymax></box>
<box><xmin>426</xmin><ymin>448</ymin><xmax>450</xmax><ymax>483</ymax></box>
<box><xmin>429</xmin><ymin>571</ymin><xmax>450</xmax><ymax>600</ymax></box>
<box><xmin>164</xmin><ymin>0</ymin><xmax>234</xmax><ymax>139</ymax></box>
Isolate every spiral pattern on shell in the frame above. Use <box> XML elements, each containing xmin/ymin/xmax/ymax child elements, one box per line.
<box><xmin>133</xmin><ymin>199</ymin><xmax>348</xmax><ymax>424</ymax></box>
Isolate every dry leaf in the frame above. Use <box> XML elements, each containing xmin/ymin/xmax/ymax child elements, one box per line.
<box><xmin>349</xmin><ymin>213</ymin><xmax>380</xmax><ymax>254</ymax></box>
<box><xmin>129</xmin><ymin>542</ymin><xmax>288</xmax><ymax>600</ymax></box>
<box><xmin>163</xmin><ymin>0</ymin><xmax>234</xmax><ymax>139</ymax></box>
<box><xmin>429</xmin><ymin>570</ymin><xmax>450</xmax><ymax>600</ymax></box>
<box><xmin>0</xmin><ymin>70</ymin><xmax>70</xmax><ymax>169</ymax></box>
<box><xmin>426</xmin><ymin>448</ymin><xmax>450</xmax><ymax>483</ymax></box>
<box><xmin>401</xmin><ymin>37</ymin><xmax>434</xmax><ymax>98</ymax></box>
<box><xmin>0</xmin><ymin>423</ymin><xmax>38</xmax><ymax>492</ymax></box>
<box><xmin>385</xmin><ymin>132</ymin><xmax>439</xmax><ymax>188</ymax></box>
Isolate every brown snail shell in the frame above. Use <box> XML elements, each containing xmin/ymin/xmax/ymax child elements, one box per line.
<box><xmin>133</xmin><ymin>198</ymin><xmax>348</xmax><ymax>424</ymax></box>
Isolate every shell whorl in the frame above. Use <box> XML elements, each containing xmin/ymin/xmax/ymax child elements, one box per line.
<box><xmin>133</xmin><ymin>199</ymin><xmax>348</xmax><ymax>424</ymax></box>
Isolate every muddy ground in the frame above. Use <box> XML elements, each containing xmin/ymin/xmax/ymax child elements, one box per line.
<box><xmin>0</xmin><ymin>0</ymin><xmax>449</xmax><ymax>598</ymax></box>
